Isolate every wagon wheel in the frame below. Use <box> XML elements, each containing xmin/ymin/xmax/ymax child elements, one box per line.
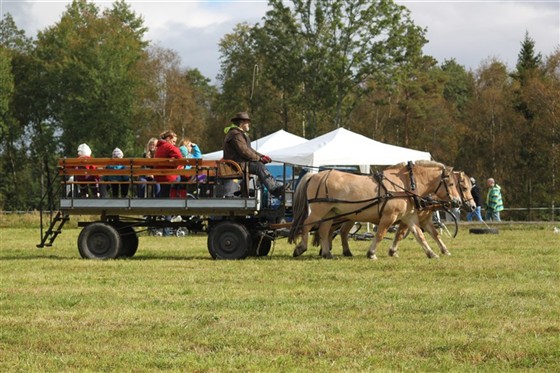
<box><xmin>176</xmin><ymin>227</ymin><xmax>189</xmax><ymax>237</ymax></box>
<box><xmin>207</xmin><ymin>221</ymin><xmax>250</xmax><ymax>260</ymax></box>
<box><xmin>78</xmin><ymin>222</ymin><xmax>121</xmax><ymax>259</ymax></box>
<box><xmin>110</xmin><ymin>223</ymin><xmax>139</xmax><ymax>258</ymax></box>
<box><xmin>249</xmin><ymin>235</ymin><xmax>272</xmax><ymax>257</ymax></box>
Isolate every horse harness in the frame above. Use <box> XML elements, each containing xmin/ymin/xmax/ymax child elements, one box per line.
<box><xmin>305</xmin><ymin>163</ymin><xmax>456</xmax><ymax>226</ymax></box>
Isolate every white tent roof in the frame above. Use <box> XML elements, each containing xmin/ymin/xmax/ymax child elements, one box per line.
<box><xmin>203</xmin><ymin>129</ymin><xmax>309</xmax><ymax>160</ymax></box>
<box><xmin>267</xmin><ymin>128</ymin><xmax>431</xmax><ymax>167</ymax></box>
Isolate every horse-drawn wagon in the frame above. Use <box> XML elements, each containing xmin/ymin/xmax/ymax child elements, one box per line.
<box><xmin>37</xmin><ymin>157</ymin><xmax>293</xmax><ymax>260</ymax></box>
<box><xmin>38</xmin><ymin>157</ymin><xmax>475</xmax><ymax>260</ymax></box>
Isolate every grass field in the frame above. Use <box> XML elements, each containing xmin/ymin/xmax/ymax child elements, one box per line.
<box><xmin>1</xmin><ymin>216</ymin><xmax>559</xmax><ymax>372</ymax></box>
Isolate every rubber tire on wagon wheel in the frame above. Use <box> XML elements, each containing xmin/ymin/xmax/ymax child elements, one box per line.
<box><xmin>113</xmin><ymin>224</ymin><xmax>139</xmax><ymax>258</ymax></box>
<box><xmin>207</xmin><ymin>221</ymin><xmax>251</xmax><ymax>260</ymax></box>
<box><xmin>78</xmin><ymin>222</ymin><xmax>122</xmax><ymax>259</ymax></box>
<box><xmin>469</xmin><ymin>228</ymin><xmax>499</xmax><ymax>234</ymax></box>
<box><xmin>249</xmin><ymin>235</ymin><xmax>272</xmax><ymax>257</ymax></box>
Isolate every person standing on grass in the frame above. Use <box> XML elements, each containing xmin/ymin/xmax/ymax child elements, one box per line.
<box><xmin>466</xmin><ymin>177</ymin><xmax>484</xmax><ymax>222</ymax></box>
<box><xmin>485</xmin><ymin>178</ymin><xmax>504</xmax><ymax>221</ymax></box>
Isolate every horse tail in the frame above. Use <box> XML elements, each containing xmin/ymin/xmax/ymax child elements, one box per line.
<box><xmin>288</xmin><ymin>172</ymin><xmax>313</xmax><ymax>244</ymax></box>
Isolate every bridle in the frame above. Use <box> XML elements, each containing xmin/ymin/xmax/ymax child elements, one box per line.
<box><xmin>407</xmin><ymin>162</ymin><xmax>460</xmax><ymax>210</ymax></box>
<box><xmin>454</xmin><ymin>171</ymin><xmax>475</xmax><ymax>207</ymax></box>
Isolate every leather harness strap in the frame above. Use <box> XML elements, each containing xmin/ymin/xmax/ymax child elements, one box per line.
<box><xmin>407</xmin><ymin>161</ymin><xmax>422</xmax><ymax>211</ymax></box>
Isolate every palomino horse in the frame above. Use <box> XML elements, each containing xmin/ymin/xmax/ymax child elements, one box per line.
<box><xmin>288</xmin><ymin>161</ymin><xmax>463</xmax><ymax>259</ymax></box>
<box><xmin>385</xmin><ymin>171</ymin><xmax>476</xmax><ymax>258</ymax></box>
<box><xmin>313</xmin><ymin>170</ymin><xmax>475</xmax><ymax>258</ymax></box>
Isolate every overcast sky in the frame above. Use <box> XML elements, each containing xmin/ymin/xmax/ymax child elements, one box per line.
<box><xmin>2</xmin><ymin>0</ymin><xmax>559</xmax><ymax>83</ymax></box>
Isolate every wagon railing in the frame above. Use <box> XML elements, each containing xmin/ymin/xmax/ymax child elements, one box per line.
<box><xmin>38</xmin><ymin>157</ymin><xmax>251</xmax><ymax>248</ymax></box>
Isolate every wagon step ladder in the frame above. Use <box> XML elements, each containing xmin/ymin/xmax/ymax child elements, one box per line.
<box><xmin>37</xmin><ymin>211</ymin><xmax>69</xmax><ymax>248</ymax></box>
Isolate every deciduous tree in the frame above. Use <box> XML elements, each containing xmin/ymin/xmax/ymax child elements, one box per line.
<box><xmin>34</xmin><ymin>0</ymin><xmax>147</xmax><ymax>157</ymax></box>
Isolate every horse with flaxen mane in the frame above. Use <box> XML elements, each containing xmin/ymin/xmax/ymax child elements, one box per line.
<box><xmin>385</xmin><ymin>171</ymin><xmax>476</xmax><ymax>258</ymax></box>
<box><xmin>288</xmin><ymin>161</ymin><xmax>466</xmax><ymax>259</ymax></box>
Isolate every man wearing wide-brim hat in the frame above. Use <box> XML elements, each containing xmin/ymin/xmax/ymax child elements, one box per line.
<box><xmin>223</xmin><ymin>111</ymin><xmax>283</xmax><ymax>197</ymax></box>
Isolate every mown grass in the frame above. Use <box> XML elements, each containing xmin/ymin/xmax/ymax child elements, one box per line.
<box><xmin>1</xmin><ymin>218</ymin><xmax>559</xmax><ymax>372</ymax></box>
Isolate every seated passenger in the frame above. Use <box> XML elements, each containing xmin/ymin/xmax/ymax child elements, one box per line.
<box><xmin>178</xmin><ymin>138</ymin><xmax>204</xmax><ymax>197</ymax></box>
<box><xmin>137</xmin><ymin>137</ymin><xmax>160</xmax><ymax>198</ymax></box>
<box><xmin>75</xmin><ymin>143</ymin><xmax>99</xmax><ymax>198</ymax></box>
<box><xmin>179</xmin><ymin>138</ymin><xmax>202</xmax><ymax>166</ymax></box>
<box><xmin>154</xmin><ymin>130</ymin><xmax>182</xmax><ymax>198</ymax></box>
<box><xmin>103</xmin><ymin>147</ymin><xmax>129</xmax><ymax>198</ymax></box>
<box><xmin>223</xmin><ymin>112</ymin><xmax>283</xmax><ymax>197</ymax></box>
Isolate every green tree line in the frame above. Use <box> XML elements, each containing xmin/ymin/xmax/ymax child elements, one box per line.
<box><xmin>1</xmin><ymin>0</ymin><xmax>558</xmax><ymax>219</ymax></box>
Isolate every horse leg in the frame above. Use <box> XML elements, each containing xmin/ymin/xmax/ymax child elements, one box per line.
<box><xmin>367</xmin><ymin>222</ymin><xmax>391</xmax><ymax>260</ymax></box>
<box><xmin>293</xmin><ymin>220</ymin><xmax>312</xmax><ymax>257</ymax></box>
<box><xmin>388</xmin><ymin>222</ymin><xmax>408</xmax><ymax>258</ymax></box>
<box><xmin>318</xmin><ymin>221</ymin><xmax>334</xmax><ymax>259</ymax></box>
<box><xmin>407</xmin><ymin>223</ymin><xmax>439</xmax><ymax>259</ymax></box>
<box><xmin>318</xmin><ymin>224</ymin><xmax>337</xmax><ymax>256</ymax></box>
<box><xmin>293</xmin><ymin>232</ymin><xmax>308</xmax><ymax>257</ymax></box>
<box><xmin>421</xmin><ymin>219</ymin><xmax>451</xmax><ymax>256</ymax></box>
<box><xmin>339</xmin><ymin>221</ymin><xmax>354</xmax><ymax>257</ymax></box>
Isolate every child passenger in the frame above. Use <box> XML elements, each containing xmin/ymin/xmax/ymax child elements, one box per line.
<box><xmin>103</xmin><ymin>147</ymin><xmax>129</xmax><ymax>198</ymax></box>
<box><xmin>75</xmin><ymin>143</ymin><xmax>99</xmax><ymax>198</ymax></box>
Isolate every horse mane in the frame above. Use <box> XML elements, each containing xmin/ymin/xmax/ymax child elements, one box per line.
<box><xmin>385</xmin><ymin>160</ymin><xmax>446</xmax><ymax>170</ymax></box>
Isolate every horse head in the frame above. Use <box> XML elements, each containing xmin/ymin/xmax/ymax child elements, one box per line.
<box><xmin>453</xmin><ymin>171</ymin><xmax>476</xmax><ymax>212</ymax></box>
<box><xmin>412</xmin><ymin>161</ymin><xmax>462</xmax><ymax>208</ymax></box>
<box><xmin>439</xmin><ymin>165</ymin><xmax>463</xmax><ymax>209</ymax></box>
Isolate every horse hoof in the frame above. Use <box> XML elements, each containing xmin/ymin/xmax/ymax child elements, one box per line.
<box><xmin>295</xmin><ymin>243</ymin><xmax>308</xmax><ymax>257</ymax></box>
<box><xmin>428</xmin><ymin>252</ymin><xmax>439</xmax><ymax>259</ymax></box>
<box><xmin>388</xmin><ymin>249</ymin><xmax>398</xmax><ymax>257</ymax></box>
<box><xmin>367</xmin><ymin>253</ymin><xmax>378</xmax><ymax>260</ymax></box>
<box><xmin>343</xmin><ymin>251</ymin><xmax>353</xmax><ymax>257</ymax></box>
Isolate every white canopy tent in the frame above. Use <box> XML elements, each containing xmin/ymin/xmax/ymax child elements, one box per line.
<box><xmin>267</xmin><ymin>128</ymin><xmax>431</xmax><ymax>168</ymax></box>
<box><xmin>202</xmin><ymin>129</ymin><xmax>309</xmax><ymax>160</ymax></box>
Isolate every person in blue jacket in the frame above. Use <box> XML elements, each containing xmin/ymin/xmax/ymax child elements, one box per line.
<box><xmin>178</xmin><ymin>138</ymin><xmax>205</xmax><ymax>195</ymax></box>
<box><xmin>179</xmin><ymin>138</ymin><xmax>202</xmax><ymax>168</ymax></box>
<box><xmin>103</xmin><ymin>147</ymin><xmax>129</xmax><ymax>198</ymax></box>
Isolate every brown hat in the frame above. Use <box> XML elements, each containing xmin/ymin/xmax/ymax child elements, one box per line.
<box><xmin>230</xmin><ymin>112</ymin><xmax>251</xmax><ymax>123</ymax></box>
